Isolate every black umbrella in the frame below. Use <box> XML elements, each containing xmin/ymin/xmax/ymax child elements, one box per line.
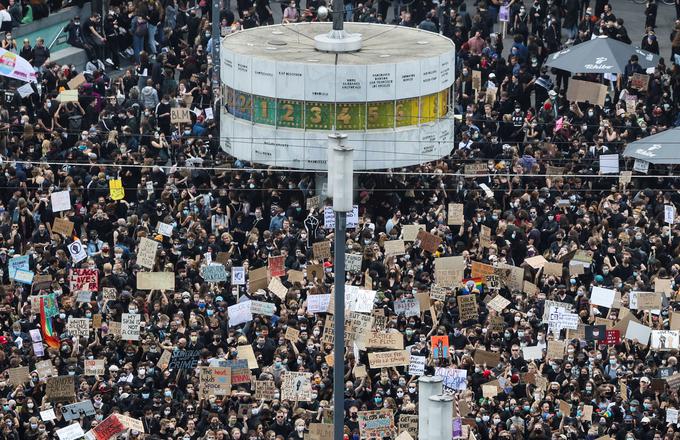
<box><xmin>544</xmin><ymin>36</ymin><xmax>659</xmax><ymax>74</ymax></box>
<box><xmin>623</xmin><ymin>128</ymin><xmax>680</xmax><ymax>165</ymax></box>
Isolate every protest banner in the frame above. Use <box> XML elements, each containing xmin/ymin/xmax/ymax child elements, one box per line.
<box><xmin>358</xmin><ymin>409</ymin><xmax>395</xmax><ymax>439</ymax></box>
<box><xmin>45</xmin><ymin>375</ymin><xmax>76</xmax><ymax>401</ymax></box>
<box><xmin>254</xmin><ymin>380</ymin><xmax>277</xmax><ymax>400</ymax></box>
<box><xmin>394</xmin><ymin>298</ymin><xmax>419</xmax><ymax>317</ymax></box>
<box><xmin>308</xmin><ymin>294</ymin><xmax>331</xmax><ymax>313</ymax></box>
<box><xmin>432</xmin><ymin>335</ymin><xmax>449</xmax><ymax>358</ymax></box>
<box><xmin>368</xmin><ymin>350</ymin><xmax>410</xmax><ymax>368</ymax></box>
<box><xmin>67</xmin><ymin>317</ymin><xmax>90</xmax><ymax>337</ymax></box>
<box><xmin>56</xmin><ymin>423</ymin><xmax>85</xmax><ymax>440</ymax></box>
<box><xmin>62</xmin><ymin>400</ymin><xmax>96</xmax><ymax>421</ymax></box>
<box><xmin>121</xmin><ymin>313</ymin><xmax>141</xmax><ymax>341</ymax></box>
<box><xmin>228</xmin><ymin>301</ymin><xmax>253</xmax><ymax>326</ymax></box>
<box><xmin>487</xmin><ymin>295</ymin><xmax>511</xmax><ymax>313</ymax></box>
<box><xmin>384</xmin><ymin>240</ymin><xmax>406</xmax><ymax>258</ymax></box>
<box><xmin>417</xmin><ymin>230</ymin><xmax>442</xmax><ymax>253</ymax></box>
<box><xmin>306</xmin><ymin>195</ymin><xmax>321</xmax><ymax>211</ymax></box>
<box><xmin>91</xmin><ymin>415</ymin><xmax>126</xmax><ymax>440</ymax></box>
<box><xmin>199</xmin><ymin>366</ymin><xmax>232</xmax><ymax>397</ymax></box>
<box><xmin>268</xmin><ymin>255</ymin><xmax>286</xmax><ymax>277</ymax></box>
<box><xmin>281</xmin><ymin>372</ymin><xmax>313</xmax><ymax>401</ymax></box>
<box><xmin>84</xmin><ymin>359</ymin><xmax>105</xmax><ymax>376</ymax></box>
<box><xmin>457</xmin><ymin>294</ymin><xmax>478</xmax><ymax>322</ymax></box>
<box><xmin>435</xmin><ymin>367</ymin><xmax>468</xmax><ymax>390</ymax></box>
<box><xmin>202</xmin><ymin>264</ymin><xmax>228</xmax><ymax>282</ymax></box>
<box><xmin>548</xmin><ymin>306</ymin><xmax>579</xmax><ymax>331</ymax></box>
<box><xmin>70</xmin><ymin>268</ymin><xmax>99</xmax><ymax>291</ymax></box>
<box><xmin>168</xmin><ymin>349</ymin><xmax>201</xmax><ymax>370</ymax></box>
<box><xmin>408</xmin><ymin>355</ymin><xmax>426</xmax><ymax>376</ymax></box>
<box><xmin>651</xmin><ymin>330</ymin><xmax>680</xmax><ymax>350</ymax></box>
<box><xmin>365</xmin><ymin>332</ymin><xmax>404</xmax><ymax>350</ymax></box>
<box><xmin>136</xmin><ymin>272</ymin><xmax>175</xmax><ymax>290</ymax></box>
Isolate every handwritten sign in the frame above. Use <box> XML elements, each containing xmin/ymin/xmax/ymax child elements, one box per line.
<box><xmin>448</xmin><ymin>203</ymin><xmax>464</xmax><ymax>225</ymax></box>
<box><xmin>384</xmin><ymin>240</ymin><xmax>406</xmax><ymax>258</ymax></box>
<box><xmin>368</xmin><ymin>350</ymin><xmax>410</xmax><ymax>368</ymax></box>
<box><xmin>457</xmin><ymin>294</ymin><xmax>478</xmax><ymax>322</ymax></box>
<box><xmin>313</xmin><ymin>241</ymin><xmax>332</xmax><ymax>260</ymax></box>
<box><xmin>84</xmin><ymin>359</ymin><xmax>105</xmax><ymax>376</ymax></box>
<box><xmin>137</xmin><ymin>272</ymin><xmax>175</xmax><ymax>290</ymax></box>
<box><xmin>435</xmin><ymin>367</ymin><xmax>467</xmax><ymax>391</ymax></box>
<box><xmin>70</xmin><ymin>268</ymin><xmax>98</xmax><ymax>292</ymax></box>
<box><xmin>121</xmin><ymin>313</ymin><xmax>141</xmax><ymax>341</ymax></box>
<box><xmin>52</xmin><ymin>217</ymin><xmax>74</xmax><ymax>237</ymax></box>
<box><xmin>136</xmin><ymin>237</ymin><xmax>157</xmax><ymax>269</ymax></box>
<box><xmin>358</xmin><ymin>409</ymin><xmax>395</xmax><ymax>439</ymax></box>
<box><xmin>199</xmin><ymin>366</ymin><xmax>232</xmax><ymax>397</ymax></box>
<box><xmin>203</xmin><ymin>264</ymin><xmax>228</xmax><ymax>282</ymax></box>
<box><xmin>281</xmin><ymin>372</ymin><xmax>313</xmax><ymax>401</ymax></box>
<box><xmin>365</xmin><ymin>332</ymin><xmax>404</xmax><ymax>350</ymax></box>
<box><xmin>67</xmin><ymin>317</ymin><xmax>90</xmax><ymax>337</ymax></box>
<box><xmin>416</xmin><ymin>230</ymin><xmax>442</xmax><ymax>253</ymax></box>
<box><xmin>171</xmin><ymin>107</ymin><xmax>191</xmax><ymax>124</ymax></box>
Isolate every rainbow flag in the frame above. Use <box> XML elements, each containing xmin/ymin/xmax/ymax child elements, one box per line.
<box><xmin>462</xmin><ymin>277</ymin><xmax>484</xmax><ymax>294</ymax></box>
<box><xmin>40</xmin><ymin>296</ymin><xmax>60</xmax><ymax>349</ymax></box>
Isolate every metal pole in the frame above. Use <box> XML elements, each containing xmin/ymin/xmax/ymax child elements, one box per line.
<box><xmin>333</xmin><ymin>209</ymin><xmax>346</xmax><ymax>440</ymax></box>
<box><xmin>332</xmin><ymin>0</ymin><xmax>343</xmax><ymax>30</ymax></box>
<box><xmin>211</xmin><ymin>0</ymin><xmax>221</xmax><ymax>117</ymax></box>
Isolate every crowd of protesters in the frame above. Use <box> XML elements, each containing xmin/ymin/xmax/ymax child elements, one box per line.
<box><xmin>1</xmin><ymin>1</ymin><xmax>680</xmax><ymax>440</ymax></box>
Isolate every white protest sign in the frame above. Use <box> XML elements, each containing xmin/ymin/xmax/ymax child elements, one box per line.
<box><xmin>408</xmin><ymin>355</ymin><xmax>426</xmax><ymax>376</ymax></box>
<box><xmin>548</xmin><ymin>306</ymin><xmax>579</xmax><ymax>332</ymax></box>
<box><xmin>66</xmin><ymin>317</ymin><xmax>90</xmax><ymax>337</ymax></box>
<box><xmin>590</xmin><ymin>286</ymin><xmax>616</xmax><ymax>308</ymax></box>
<box><xmin>599</xmin><ymin>154</ymin><xmax>619</xmax><ymax>174</ymax></box>
<box><xmin>522</xmin><ymin>346</ymin><xmax>544</xmax><ymax>360</ymax></box>
<box><xmin>121</xmin><ymin>313</ymin><xmax>141</xmax><ymax>341</ymax></box>
<box><xmin>17</xmin><ymin>83</ymin><xmax>33</xmax><ymax>98</ymax></box>
<box><xmin>633</xmin><ymin>159</ymin><xmax>649</xmax><ymax>174</ymax></box>
<box><xmin>667</xmin><ymin>408</ymin><xmax>679</xmax><ymax>425</ymax></box>
<box><xmin>136</xmin><ymin>237</ymin><xmax>158</xmax><ymax>269</ymax></box>
<box><xmin>40</xmin><ymin>408</ymin><xmax>56</xmax><ymax>422</ymax></box>
<box><xmin>666</xmin><ymin>205</ymin><xmax>676</xmax><ymax>224</ymax></box>
<box><xmin>232</xmin><ymin>267</ymin><xmax>245</xmax><ymax>285</ymax></box>
<box><xmin>250</xmin><ymin>300</ymin><xmax>276</xmax><ymax>316</ymax></box>
<box><xmin>346</xmin><ymin>286</ymin><xmax>376</xmax><ymax>313</ymax></box>
<box><xmin>157</xmin><ymin>222</ymin><xmax>173</xmax><ymax>237</ymax></box>
<box><xmin>625</xmin><ymin>321</ymin><xmax>652</xmax><ymax>346</ymax></box>
<box><xmin>56</xmin><ymin>423</ymin><xmax>85</xmax><ymax>440</ymax></box>
<box><xmin>228</xmin><ymin>301</ymin><xmax>253</xmax><ymax>326</ymax></box>
<box><xmin>51</xmin><ymin>190</ymin><xmax>72</xmax><ymax>212</ymax></box>
<box><xmin>435</xmin><ymin>367</ymin><xmax>467</xmax><ymax>391</ymax></box>
<box><xmin>394</xmin><ymin>298</ymin><xmax>419</xmax><ymax>317</ymax></box>
<box><xmin>202</xmin><ymin>264</ymin><xmax>228</xmax><ymax>282</ymax></box>
<box><xmin>308</xmin><ymin>294</ymin><xmax>331</xmax><ymax>313</ymax></box>
<box><xmin>68</xmin><ymin>240</ymin><xmax>87</xmax><ymax>264</ymax></box>
<box><xmin>651</xmin><ymin>330</ymin><xmax>680</xmax><ymax>350</ymax></box>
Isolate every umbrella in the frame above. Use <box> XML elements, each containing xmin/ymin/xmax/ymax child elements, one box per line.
<box><xmin>622</xmin><ymin>128</ymin><xmax>680</xmax><ymax>165</ymax></box>
<box><xmin>0</xmin><ymin>47</ymin><xmax>36</xmax><ymax>83</ymax></box>
<box><xmin>544</xmin><ymin>36</ymin><xmax>659</xmax><ymax>74</ymax></box>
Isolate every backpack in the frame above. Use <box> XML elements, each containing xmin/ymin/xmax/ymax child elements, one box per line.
<box><xmin>134</xmin><ymin>18</ymin><xmax>148</xmax><ymax>37</ymax></box>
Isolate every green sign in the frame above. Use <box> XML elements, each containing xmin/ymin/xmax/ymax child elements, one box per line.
<box><xmin>367</xmin><ymin>101</ymin><xmax>394</xmax><ymax>129</ymax></box>
<box><xmin>253</xmin><ymin>96</ymin><xmax>277</xmax><ymax>125</ymax></box>
<box><xmin>233</xmin><ymin>91</ymin><xmax>252</xmax><ymax>121</ymax></box>
<box><xmin>277</xmin><ymin>100</ymin><xmax>304</xmax><ymax>128</ymax></box>
<box><xmin>396</xmin><ymin>98</ymin><xmax>419</xmax><ymax>128</ymax></box>
<box><xmin>305</xmin><ymin>102</ymin><xmax>333</xmax><ymax>130</ymax></box>
<box><xmin>335</xmin><ymin>103</ymin><xmax>366</xmax><ymax>131</ymax></box>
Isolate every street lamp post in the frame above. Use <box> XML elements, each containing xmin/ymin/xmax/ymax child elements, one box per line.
<box><xmin>328</xmin><ymin>133</ymin><xmax>353</xmax><ymax>440</ymax></box>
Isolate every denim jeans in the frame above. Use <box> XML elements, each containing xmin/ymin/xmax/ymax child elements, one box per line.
<box><xmin>132</xmin><ymin>34</ymin><xmax>144</xmax><ymax>63</ymax></box>
<box><xmin>147</xmin><ymin>23</ymin><xmax>157</xmax><ymax>54</ymax></box>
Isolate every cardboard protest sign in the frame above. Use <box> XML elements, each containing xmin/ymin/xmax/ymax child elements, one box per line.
<box><xmin>397</xmin><ymin>414</ymin><xmax>418</xmax><ymax>439</ymax></box>
<box><xmin>430</xmin><ymin>285</ymin><xmax>448</xmax><ymax>302</ymax></box>
<box><xmin>36</xmin><ymin>360</ymin><xmax>55</xmax><ymax>380</ymax></box>
<box><xmin>52</xmin><ymin>217</ymin><xmax>75</xmax><ymax>237</ymax></box>
<box><xmin>358</xmin><ymin>409</ymin><xmax>395</xmax><ymax>439</ymax></box>
<box><xmin>384</xmin><ymin>240</ymin><xmax>406</xmax><ymax>258</ymax></box>
<box><xmin>267</xmin><ymin>277</ymin><xmax>288</xmax><ymax>300</ymax></box>
<box><xmin>248</xmin><ymin>266</ymin><xmax>269</xmax><ymax>293</ymax></box>
<box><xmin>368</xmin><ymin>350</ymin><xmax>410</xmax><ymax>368</ymax></box>
<box><xmin>402</xmin><ymin>224</ymin><xmax>425</xmax><ymax>241</ymax></box>
<box><xmin>365</xmin><ymin>332</ymin><xmax>404</xmax><ymax>350</ymax></box>
<box><xmin>637</xmin><ymin>292</ymin><xmax>662</xmax><ymax>310</ymax></box>
<box><xmin>67</xmin><ymin>317</ymin><xmax>90</xmax><ymax>337</ymax></box>
<box><xmin>136</xmin><ymin>237</ymin><xmax>158</xmax><ymax>269</ymax></box>
<box><xmin>309</xmin><ymin>423</ymin><xmax>334</xmax><ymax>440</ymax></box>
<box><xmin>313</xmin><ymin>241</ymin><xmax>332</xmax><ymax>260</ymax></box>
<box><xmin>474</xmin><ymin>349</ymin><xmax>501</xmax><ymax>367</ymax></box>
<box><xmin>70</xmin><ymin>268</ymin><xmax>99</xmax><ymax>292</ymax></box>
<box><xmin>447</xmin><ymin>203</ymin><xmax>464</xmax><ymax>225</ymax></box>
<box><xmin>457</xmin><ymin>294</ymin><xmax>478</xmax><ymax>322</ymax></box>
<box><xmin>237</xmin><ymin>345</ymin><xmax>259</xmax><ymax>370</ymax></box>
<box><xmin>281</xmin><ymin>372</ymin><xmax>313</xmax><ymax>401</ymax></box>
<box><xmin>45</xmin><ymin>375</ymin><xmax>76</xmax><ymax>401</ymax></box>
<box><xmin>566</xmin><ymin>79</ymin><xmax>608</xmax><ymax>106</ymax></box>
<box><xmin>170</xmin><ymin>107</ymin><xmax>192</xmax><ymax>124</ymax></box>
<box><xmin>199</xmin><ymin>366</ymin><xmax>232</xmax><ymax>398</ymax></box>
<box><xmin>137</xmin><ymin>272</ymin><xmax>175</xmax><ymax>290</ymax></box>
<box><xmin>84</xmin><ymin>359</ymin><xmax>105</xmax><ymax>376</ymax></box>
<box><xmin>434</xmin><ymin>256</ymin><xmax>465</xmax><ymax>287</ymax></box>
<box><xmin>107</xmin><ymin>321</ymin><xmax>121</xmax><ymax>336</ymax></box>
<box><xmin>121</xmin><ymin>313</ymin><xmax>141</xmax><ymax>341</ymax></box>
<box><xmin>287</xmin><ymin>269</ymin><xmax>304</xmax><ymax>284</ymax></box>
<box><xmin>546</xmin><ymin>340</ymin><xmax>565</xmax><ymax>360</ymax></box>
<box><xmin>284</xmin><ymin>327</ymin><xmax>300</xmax><ymax>343</ymax></box>
<box><xmin>417</xmin><ymin>230</ymin><xmax>442</xmax><ymax>253</ymax></box>
<box><xmin>7</xmin><ymin>366</ymin><xmax>30</xmax><ymax>387</ymax></box>
<box><xmin>543</xmin><ymin>261</ymin><xmax>563</xmax><ymax>277</ymax></box>
<box><xmin>254</xmin><ymin>380</ymin><xmax>277</xmax><ymax>400</ymax></box>
<box><xmin>655</xmin><ymin>278</ymin><xmax>673</xmax><ymax>295</ymax></box>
